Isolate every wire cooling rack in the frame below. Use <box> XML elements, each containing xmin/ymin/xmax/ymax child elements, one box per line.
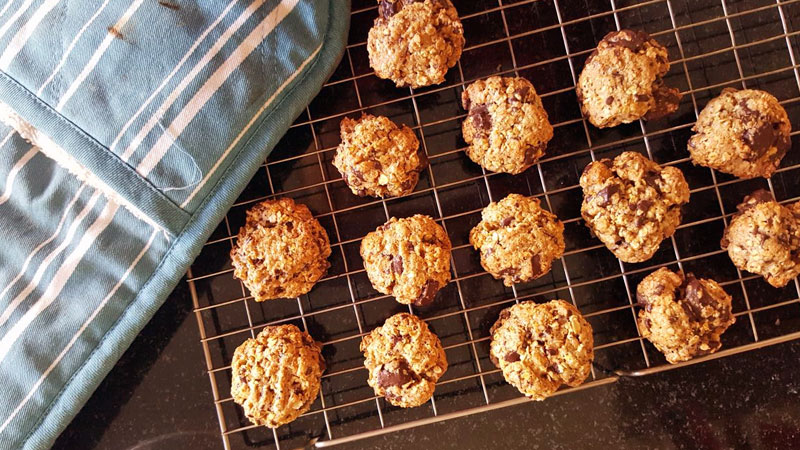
<box><xmin>187</xmin><ymin>0</ymin><xmax>800</xmax><ymax>448</ymax></box>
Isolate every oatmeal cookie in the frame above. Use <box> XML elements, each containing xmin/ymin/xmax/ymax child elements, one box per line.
<box><xmin>360</xmin><ymin>313</ymin><xmax>448</xmax><ymax>407</ymax></box>
<box><xmin>469</xmin><ymin>193</ymin><xmax>564</xmax><ymax>286</ymax></box>
<box><xmin>461</xmin><ymin>76</ymin><xmax>553</xmax><ymax>174</ymax></box>
<box><xmin>580</xmin><ymin>152</ymin><xmax>690</xmax><ymax>263</ymax></box>
<box><xmin>368</xmin><ymin>0</ymin><xmax>464</xmax><ymax>88</ymax></box>
<box><xmin>231</xmin><ymin>198</ymin><xmax>331</xmax><ymax>301</ymax></box>
<box><xmin>490</xmin><ymin>300</ymin><xmax>594</xmax><ymax>400</ymax></box>
<box><xmin>231</xmin><ymin>325</ymin><xmax>325</xmax><ymax>427</ymax></box>
<box><xmin>577</xmin><ymin>29</ymin><xmax>682</xmax><ymax>128</ymax></box>
<box><xmin>361</xmin><ymin>215</ymin><xmax>452</xmax><ymax>306</ymax></box>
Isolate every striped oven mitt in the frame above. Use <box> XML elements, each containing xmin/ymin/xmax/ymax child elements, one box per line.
<box><xmin>0</xmin><ymin>1</ymin><xmax>348</xmax><ymax>448</ymax></box>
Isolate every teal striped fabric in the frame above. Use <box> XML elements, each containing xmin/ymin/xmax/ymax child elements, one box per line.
<box><xmin>0</xmin><ymin>1</ymin><xmax>349</xmax><ymax>448</ymax></box>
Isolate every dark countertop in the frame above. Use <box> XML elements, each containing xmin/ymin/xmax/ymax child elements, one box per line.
<box><xmin>54</xmin><ymin>278</ymin><xmax>800</xmax><ymax>450</ymax></box>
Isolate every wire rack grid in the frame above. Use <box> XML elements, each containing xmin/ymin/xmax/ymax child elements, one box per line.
<box><xmin>187</xmin><ymin>0</ymin><xmax>800</xmax><ymax>448</ymax></box>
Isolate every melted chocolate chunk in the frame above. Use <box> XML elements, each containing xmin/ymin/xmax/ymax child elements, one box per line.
<box><xmin>504</xmin><ymin>351</ymin><xmax>521</xmax><ymax>362</ymax></box>
<box><xmin>509</xmin><ymin>85</ymin><xmax>530</xmax><ymax>104</ymax></box>
<box><xmin>643</xmin><ymin>171</ymin><xmax>662</xmax><ymax>193</ymax></box>
<box><xmin>414</xmin><ymin>280</ymin><xmax>440</xmax><ymax>306</ymax></box>
<box><xmin>738</xmin><ymin>189</ymin><xmax>774</xmax><ymax>213</ymax></box>
<box><xmin>605</xmin><ymin>96</ymin><xmax>615</xmax><ymax>105</ymax></box>
<box><xmin>530</xmin><ymin>254</ymin><xmax>542</xmax><ymax>278</ymax></box>
<box><xmin>635</xmin><ymin>94</ymin><xmax>650</xmax><ymax>103</ymax></box>
<box><xmin>603</xmin><ymin>29</ymin><xmax>651</xmax><ymax>53</ymax></box>
<box><xmin>597</xmin><ymin>184</ymin><xmax>621</xmax><ymax>206</ymax></box>
<box><xmin>500</xmin><ymin>216</ymin><xmax>514</xmax><ymax>227</ymax></box>
<box><xmin>469</xmin><ymin>104</ymin><xmax>492</xmax><ymax>132</ymax></box>
<box><xmin>637</xmin><ymin>199</ymin><xmax>654</xmax><ymax>214</ymax></box>
<box><xmin>645</xmin><ymin>85</ymin><xmax>683</xmax><ymax>121</ymax></box>
<box><xmin>378</xmin><ymin>0</ymin><xmax>422</xmax><ymax>19</ymax></box>
<box><xmin>678</xmin><ymin>273</ymin><xmax>712</xmax><ymax>321</ymax></box>
<box><xmin>636</xmin><ymin>291</ymin><xmax>653</xmax><ymax>311</ymax></box>
<box><xmin>742</xmin><ymin>122</ymin><xmax>780</xmax><ymax>160</ymax></box>
<box><xmin>392</xmin><ymin>255</ymin><xmax>404</xmax><ymax>274</ymax></box>
<box><xmin>377</xmin><ymin>360</ymin><xmax>414</xmax><ymax>388</ymax></box>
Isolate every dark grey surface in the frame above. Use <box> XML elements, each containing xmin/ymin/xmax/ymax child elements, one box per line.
<box><xmin>54</xmin><ymin>281</ymin><xmax>800</xmax><ymax>450</ymax></box>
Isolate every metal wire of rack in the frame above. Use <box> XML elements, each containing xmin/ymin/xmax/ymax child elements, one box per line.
<box><xmin>187</xmin><ymin>0</ymin><xmax>800</xmax><ymax>448</ymax></box>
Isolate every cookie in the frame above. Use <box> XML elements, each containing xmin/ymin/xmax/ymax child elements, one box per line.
<box><xmin>461</xmin><ymin>76</ymin><xmax>554</xmax><ymax>174</ymax></box>
<box><xmin>361</xmin><ymin>215</ymin><xmax>452</xmax><ymax>306</ymax></box>
<box><xmin>721</xmin><ymin>190</ymin><xmax>800</xmax><ymax>288</ymax></box>
<box><xmin>231</xmin><ymin>324</ymin><xmax>325</xmax><ymax>428</ymax></box>
<box><xmin>580</xmin><ymin>151</ymin><xmax>690</xmax><ymax>263</ymax></box>
<box><xmin>636</xmin><ymin>268</ymin><xmax>735</xmax><ymax>364</ymax></box>
<box><xmin>231</xmin><ymin>198</ymin><xmax>331</xmax><ymax>301</ymax></box>
<box><xmin>490</xmin><ymin>300</ymin><xmax>594</xmax><ymax>400</ymax></box>
<box><xmin>577</xmin><ymin>29</ymin><xmax>682</xmax><ymax>128</ymax></box>
<box><xmin>368</xmin><ymin>0</ymin><xmax>464</xmax><ymax>88</ymax></box>
<box><xmin>688</xmin><ymin>88</ymin><xmax>792</xmax><ymax>179</ymax></box>
<box><xmin>469</xmin><ymin>194</ymin><xmax>564</xmax><ymax>286</ymax></box>
<box><xmin>360</xmin><ymin>313</ymin><xmax>448</xmax><ymax>407</ymax></box>
<box><xmin>334</xmin><ymin>114</ymin><xmax>426</xmax><ymax>198</ymax></box>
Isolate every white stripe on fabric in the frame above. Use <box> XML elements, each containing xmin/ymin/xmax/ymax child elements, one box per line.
<box><xmin>182</xmin><ymin>44</ymin><xmax>321</xmax><ymax>206</ymax></box>
<box><xmin>0</xmin><ymin>0</ymin><xmax>14</xmax><ymax>20</ymax></box>
<box><xmin>55</xmin><ymin>0</ymin><xmax>145</xmax><ymax>111</ymax></box>
<box><xmin>0</xmin><ymin>145</ymin><xmax>37</xmax><ymax>206</ymax></box>
<box><xmin>117</xmin><ymin>0</ymin><xmax>264</xmax><ymax>160</ymax></box>
<box><xmin>0</xmin><ymin>129</ymin><xmax>14</xmax><ymax>148</ymax></box>
<box><xmin>0</xmin><ymin>0</ymin><xmax>62</xmax><ymax>70</ymax></box>
<box><xmin>37</xmin><ymin>0</ymin><xmax>112</xmax><ymax>96</ymax></box>
<box><xmin>0</xmin><ymin>0</ymin><xmax>35</xmax><ymax>41</ymax></box>
<box><xmin>0</xmin><ymin>229</ymin><xmax>159</xmax><ymax>435</ymax></box>
<box><xmin>110</xmin><ymin>0</ymin><xmax>240</xmax><ymax>152</ymax></box>
<box><xmin>0</xmin><ymin>184</ymin><xmax>87</xmax><ymax>304</ymax></box>
<box><xmin>137</xmin><ymin>0</ymin><xmax>300</xmax><ymax>177</ymax></box>
<box><xmin>0</xmin><ymin>189</ymin><xmax>101</xmax><ymax>328</ymax></box>
<box><xmin>0</xmin><ymin>201</ymin><xmax>120</xmax><ymax>363</ymax></box>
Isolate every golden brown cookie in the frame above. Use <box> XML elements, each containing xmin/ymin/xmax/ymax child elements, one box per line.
<box><xmin>230</xmin><ymin>198</ymin><xmax>331</xmax><ymax>301</ymax></box>
<box><xmin>367</xmin><ymin>0</ymin><xmax>464</xmax><ymax>88</ymax></box>
<box><xmin>360</xmin><ymin>313</ymin><xmax>448</xmax><ymax>407</ymax></box>
<box><xmin>580</xmin><ymin>152</ymin><xmax>690</xmax><ymax>263</ymax></box>
<box><xmin>490</xmin><ymin>300</ymin><xmax>594</xmax><ymax>400</ymax></box>
<box><xmin>231</xmin><ymin>325</ymin><xmax>325</xmax><ymax>427</ymax></box>
<box><xmin>577</xmin><ymin>29</ymin><xmax>682</xmax><ymax>128</ymax></box>
<box><xmin>461</xmin><ymin>76</ymin><xmax>553</xmax><ymax>174</ymax></box>
<box><xmin>636</xmin><ymin>268</ymin><xmax>735</xmax><ymax>364</ymax></box>
<box><xmin>334</xmin><ymin>114</ymin><xmax>425</xmax><ymax>198</ymax></box>
<box><xmin>721</xmin><ymin>190</ymin><xmax>800</xmax><ymax>287</ymax></box>
<box><xmin>688</xmin><ymin>88</ymin><xmax>792</xmax><ymax>179</ymax></box>
<box><xmin>469</xmin><ymin>193</ymin><xmax>564</xmax><ymax>286</ymax></box>
<box><xmin>360</xmin><ymin>215</ymin><xmax>452</xmax><ymax>306</ymax></box>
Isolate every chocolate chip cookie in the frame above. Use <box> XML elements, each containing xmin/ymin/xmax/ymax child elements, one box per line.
<box><xmin>636</xmin><ymin>268</ymin><xmax>735</xmax><ymax>364</ymax></box>
<box><xmin>580</xmin><ymin>152</ymin><xmax>690</xmax><ymax>263</ymax></box>
<box><xmin>490</xmin><ymin>300</ymin><xmax>594</xmax><ymax>400</ymax></box>
<box><xmin>361</xmin><ymin>215</ymin><xmax>452</xmax><ymax>306</ymax></box>
<box><xmin>368</xmin><ymin>0</ymin><xmax>464</xmax><ymax>88</ymax></box>
<box><xmin>721</xmin><ymin>190</ymin><xmax>800</xmax><ymax>288</ymax></box>
<box><xmin>688</xmin><ymin>88</ymin><xmax>792</xmax><ymax>179</ymax></box>
<box><xmin>469</xmin><ymin>194</ymin><xmax>564</xmax><ymax>286</ymax></box>
<box><xmin>231</xmin><ymin>198</ymin><xmax>331</xmax><ymax>301</ymax></box>
<box><xmin>231</xmin><ymin>324</ymin><xmax>325</xmax><ymax>427</ymax></box>
<box><xmin>577</xmin><ymin>29</ymin><xmax>682</xmax><ymax>128</ymax></box>
<box><xmin>461</xmin><ymin>76</ymin><xmax>554</xmax><ymax>174</ymax></box>
<box><xmin>360</xmin><ymin>313</ymin><xmax>448</xmax><ymax>407</ymax></box>
<box><xmin>334</xmin><ymin>114</ymin><xmax>426</xmax><ymax>198</ymax></box>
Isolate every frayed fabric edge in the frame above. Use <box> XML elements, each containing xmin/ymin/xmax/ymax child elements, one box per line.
<box><xmin>0</xmin><ymin>101</ymin><xmax>168</xmax><ymax>237</ymax></box>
